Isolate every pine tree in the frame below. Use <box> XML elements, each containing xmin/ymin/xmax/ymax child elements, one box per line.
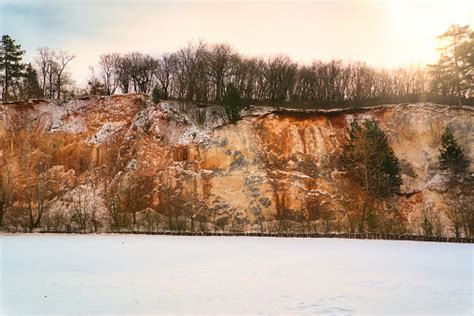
<box><xmin>222</xmin><ymin>83</ymin><xmax>243</xmax><ymax>123</ymax></box>
<box><xmin>21</xmin><ymin>63</ymin><xmax>42</xmax><ymax>99</ymax></box>
<box><xmin>88</xmin><ymin>78</ymin><xmax>107</xmax><ymax>96</ymax></box>
<box><xmin>341</xmin><ymin>119</ymin><xmax>402</xmax><ymax>232</ymax></box>
<box><xmin>151</xmin><ymin>85</ymin><xmax>162</xmax><ymax>103</ymax></box>
<box><xmin>439</xmin><ymin>127</ymin><xmax>468</xmax><ymax>176</ymax></box>
<box><xmin>341</xmin><ymin>119</ymin><xmax>402</xmax><ymax>198</ymax></box>
<box><xmin>0</xmin><ymin>35</ymin><xmax>26</xmax><ymax>101</ymax></box>
<box><xmin>429</xmin><ymin>25</ymin><xmax>473</xmax><ymax>105</ymax></box>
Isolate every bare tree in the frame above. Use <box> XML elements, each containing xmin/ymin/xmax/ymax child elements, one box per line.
<box><xmin>98</xmin><ymin>53</ymin><xmax>120</xmax><ymax>95</ymax></box>
<box><xmin>21</xmin><ymin>138</ymin><xmax>55</xmax><ymax>231</ymax></box>
<box><xmin>34</xmin><ymin>48</ymin><xmax>75</xmax><ymax>99</ymax></box>
<box><xmin>418</xmin><ymin>204</ymin><xmax>436</xmax><ymax>237</ymax></box>
<box><xmin>35</xmin><ymin>47</ymin><xmax>54</xmax><ymax>98</ymax></box>
<box><xmin>445</xmin><ymin>180</ymin><xmax>474</xmax><ymax>238</ymax></box>
<box><xmin>123</xmin><ymin>170</ymin><xmax>153</xmax><ymax>228</ymax></box>
<box><xmin>128</xmin><ymin>52</ymin><xmax>159</xmax><ymax>93</ymax></box>
<box><xmin>207</xmin><ymin>43</ymin><xmax>236</xmax><ymax>102</ymax></box>
<box><xmin>70</xmin><ymin>186</ymin><xmax>90</xmax><ymax>232</ymax></box>
<box><xmin>52</xmin><ymin>50</ymin><xmax>75</xmax><ymax>99</ymax></box>
<box><xmin>116</xmin><ymin>54</ymin><xmax>133</xmax><ymax>94</ymax></box>
<box><xmin>174</xmin><ymin>41</ymin><xmax>208</xmax><ymax>102</ymax></box>
<box><xmin>264</xmin><ymin>55</ymin><xmax>298</xmax><ymax>103</ymax></box>
<box><xmin>155</xmin><ymin>53</ymin><xmax>177</xmax><ymax>99</ymax></box>
<box><xmin>0</xmin><ymin>154</ymin><xmax>14</xmax><ymax>227</ymax></box>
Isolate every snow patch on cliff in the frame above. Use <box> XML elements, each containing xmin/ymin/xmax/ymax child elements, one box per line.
<box><xmin>88</xmin><ymin>121</ymin><xmax>127</xmax><ymax>144</ymax></box>
<box><xmin>156</xmin><ymin>102</ymin><xmax>226</xmax><ymax>145</ymax></box>
<box><xmin>427</xmin><ymin>173</ymin><xmax>450</xmax><ymax>192</ymax></box>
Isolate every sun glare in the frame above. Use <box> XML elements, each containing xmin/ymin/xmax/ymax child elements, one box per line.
<box><xmin>385</xmin><ymin>0</ymin><xmax>473</xmax><ymax>64</ymax></box>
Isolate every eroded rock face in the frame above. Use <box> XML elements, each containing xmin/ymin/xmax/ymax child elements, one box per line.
<box><xmin>1</xmin><ymin>95</ymin><xmax>472</xmax><ymax>235</ymax></box>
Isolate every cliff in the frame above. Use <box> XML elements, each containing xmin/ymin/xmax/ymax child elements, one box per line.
<box><xmin>1</xmin><ymin>94</ymin><xmax>473</xmax><ymax>235</ymax></box>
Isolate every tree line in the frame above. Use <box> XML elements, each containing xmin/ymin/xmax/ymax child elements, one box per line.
<box><xmin>1</xmin><ymin>24</ymin><xmax>473</xmax><ymax>107</ymax></box>
<box><xmin>0</xmin><ymin>36</ymin><xmax>75</xmax><ymax>101</ymax></box>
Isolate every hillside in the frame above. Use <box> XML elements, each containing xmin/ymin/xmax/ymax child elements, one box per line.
<box><xmin>1</xmin><ymin>94</ymin><xmax>473</xmax><ymax>236</ymax></box>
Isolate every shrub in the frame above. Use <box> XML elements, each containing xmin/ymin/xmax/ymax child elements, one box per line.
<box><xmin>151</xmin><ymin>86</ymin><xmax>163</xmax><ymax>103</ymax></box>
<box><xmin>222</xmin><ymin>84</ymin><xmax>243</xmax><ymax>123</ymax></box>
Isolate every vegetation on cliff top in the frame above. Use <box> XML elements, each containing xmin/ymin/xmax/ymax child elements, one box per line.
<box><xmin>1</xmin><ymin>25</ymin><xmax>473</xmax><ymax>108</ymax></box>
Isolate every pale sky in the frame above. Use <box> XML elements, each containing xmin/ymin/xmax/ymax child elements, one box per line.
<box><xmin>1</xmin><ymin>0</ymin><xmax>473</xmax><ymax>85</ymax></box>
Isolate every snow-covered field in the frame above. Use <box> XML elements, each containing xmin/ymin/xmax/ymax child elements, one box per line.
<box><xmin>1</xmin><ymin>235</ymin><xmax>472</xmax><ymax>315</ymax></box>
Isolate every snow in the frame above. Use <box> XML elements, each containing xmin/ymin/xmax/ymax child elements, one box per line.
<box><xmin>87</xmin><ymin>121</ymin><xmax>126</xmax><ymax>144</ymax></box>
<box><xmin>176</xmin><ymin>124</ymin><xmax>211</xmax><ymax>145</ymax></box>
<box><xmin>1</xmin><ymin>235</ymin><xmax>472</xmax><ymax>315</ymax></box>
<box><xmin>427</xmin><ymin>173</ymin><xmax>450</xmax><ymax>192</ymax></box>
<box><xmin>39</xmin><ymin>100</ymin><xmax>90</xmax><ymax>134</ymax></box>
<box><xmin>56</xmin><ymin>117</ymin><xmax>87</xmax><ymax>134</ymax></box>
<box><xmin>344</xmin><ymin>113</ymin><xmax>375</xmax><ymax>125</ymax></box>
<box><xmin>156</xmin><ymin>101</ymin><xmax>226</xmax><ymax>145</ymax></box>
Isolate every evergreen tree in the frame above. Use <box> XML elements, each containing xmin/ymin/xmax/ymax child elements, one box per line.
<box><xmin>21</xmin><ymin>63</ymin><xmax>42</xmax><ymax>99</ymax></box>
<box><xmin>222</xmin><ymin>83</ymin><xmax>243</xmax><ymax>123</ymax></box>
<box><xmin>151</xmin><ymin>85</ymin><xmax>162</xmax><ymax>103</ymax></box>
<box><xmin>429</xmin><ymin>25</ymin><xmax>473</xmax><ymax>105</ymax></box>
<box><xmin>341</xmin><ymin>119</ymin><xmax>402</xmax><ymax>232</ymax></box>
<box><xmin>88</xmin><ymin>78</ymin><xmax>108</xmax><ymax>96</ymax></box>
<box><xmin>0</xmin><ymin>35</ymin><xmax>25</xmax><ymax>101</ymax></box>
<box><xmin>458</xmin><ymin>31</ymin><xmax>474</xmax><ymax>76</ymax></box>
<box><xmin>341</xmin><ymin>119</ymin><xmax>402</xmax><ymax>198</ymax></box>
<box><xmin>439</xmin><ymin>127</ymin><xmax>469</xmax><ymax>176</ymax></box>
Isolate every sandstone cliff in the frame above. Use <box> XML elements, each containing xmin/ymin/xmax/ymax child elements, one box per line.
<box><xmin>1</xmin><ymin>94</ymin><xmax>472</xmax><ymax>235</ymax></box>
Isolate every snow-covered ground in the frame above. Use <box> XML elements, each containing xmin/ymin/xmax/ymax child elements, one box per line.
<box><xmin>1</xmin><ymin>235</ymin><xmax>472</xmax><ymax>315</ymax></box>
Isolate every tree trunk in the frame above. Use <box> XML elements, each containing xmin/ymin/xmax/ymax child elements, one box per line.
<box><xmin>3</xmin><ymin>66</ymin><xmax>9</xmax><ymax>101</ymax></box>
<box><xmin>57</xmin><ymin>75</ymin><xmax>61</xmax><ymax>99</ymax></box>
<box><xmin>0</xmin><ymin>203</ymin><xmax>4</xmax><ymax>227</ymax></box>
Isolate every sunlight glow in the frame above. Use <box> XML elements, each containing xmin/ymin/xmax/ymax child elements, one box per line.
<box><xmin>384</xmin><ymin>0</ymin><xmax>473</xmax><ymax>64</ymax></box>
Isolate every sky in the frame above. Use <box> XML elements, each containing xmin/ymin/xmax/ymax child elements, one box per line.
<box><xmin>1</xmin><ymin>0</ymin><xmax>473</xmax><ymax>85</ymax></box>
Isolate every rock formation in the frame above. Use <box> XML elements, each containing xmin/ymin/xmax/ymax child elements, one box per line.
<box><xmin>1</xmin><ymin>94</ymin><xmax>472</xmax><ymax>235</ymax></box>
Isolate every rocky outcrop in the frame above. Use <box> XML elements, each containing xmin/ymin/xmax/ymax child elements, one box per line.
<box><xmin>1</xmin><ymin>94</ymin><xmax>472</xmax><ymax>235</ymax></box>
